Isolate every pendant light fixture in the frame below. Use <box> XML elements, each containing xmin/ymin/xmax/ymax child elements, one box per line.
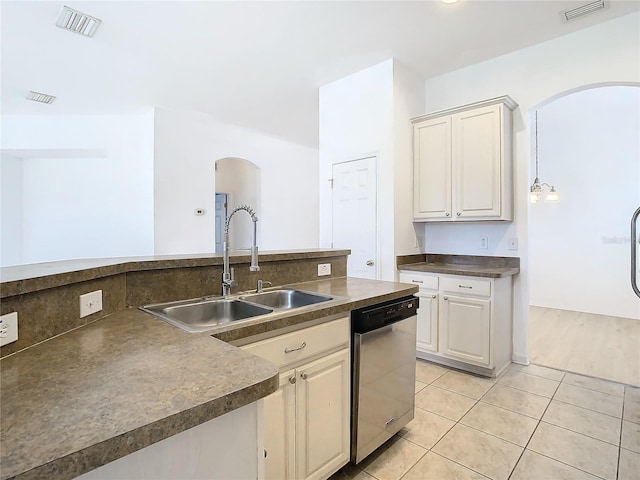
<box><xmin>530</xmin><ymin>110</ymin><xmax>560</xmax><ymax>204</ymax></box>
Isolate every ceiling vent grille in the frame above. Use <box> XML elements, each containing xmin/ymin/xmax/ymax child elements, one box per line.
<box><xmin>26</xmin><ymin>91</ymin><xmax>56</xmax><ymax>104</ymax></box>
<box><xmin>561</xmin><ymin>0</ymin><xmax>609</xmax><ymax>22</ymax></box>
<box><xmin>56</xmin><ymin>6</ymin><xmax>101</xmax><ymax>37</ymax></box>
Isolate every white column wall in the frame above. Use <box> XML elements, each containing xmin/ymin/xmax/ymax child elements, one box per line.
<box><xmin>319</xmin><ymin>59</ymin><xmax>395</xmax><ymax>280</ymax></box>
<box><xmin>419</xmin><ymin>12</ymin><xmax>640</xmax><ymax>363</ymax></box>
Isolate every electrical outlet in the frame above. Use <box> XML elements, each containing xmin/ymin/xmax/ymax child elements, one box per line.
<box><xmin>80</xmin><ymin>290</ymin><xmax>103</xmax><ymax>318</ymax></box>
<box><xmin>509</xmin><ymin>237</ymin><xmax>519</xmax><ymax>250</ymax></box>
<box><xmin>317</xmin><ymin>263</ymin><xmax>331</xmax><ymax>276</ymax></box>
<box><xmin>480</xmin><ymin>236</ymin><xmax>489</xmax><ymax>250</ymax></box>
<box><xmin>0</xmin><ymin>312</ymin><xmax>18</xmax><ymax>347</ymax></box>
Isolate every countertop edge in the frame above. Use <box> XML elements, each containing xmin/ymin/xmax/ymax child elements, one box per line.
<box><xmin>398</xmin><ymin>262</ymin><xmax>520</xmax><ymax>278</ymax></box>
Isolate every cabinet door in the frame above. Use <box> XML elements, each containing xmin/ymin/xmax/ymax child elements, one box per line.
<box><xmin>453</xmin><ymin>104</ymin><xmax>502</xmax><ymax>219</ymax></box>
<box><xmin>263</xmin><ymin>369</ymin><xmax>296</xmax><ymax>480</ymax></box>
<box><xmin>439</xmin><ymin>294</ymin><xmax>491</xmax><ymax>366</ymax></box>
<box><xmin>414</xmin><ymin>117</ymin><xmax>452</xmax><ymax>219</ymax></box>
<box><xmin>296</xmin><ymin>349</ymin><xmax>350</xmax><ymax>480</ymax></box>
<box><xmin>415</xmin><ymin>290</ymin><xmax>438</xmax><ymax>353</ymax></box>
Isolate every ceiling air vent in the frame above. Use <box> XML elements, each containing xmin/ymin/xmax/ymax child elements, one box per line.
<box><xmin>561</xmin><ymin>0</ymin><xmax>609</xmax><ymax>22</ymax></box>
<box><xmin>56</xmin><ymin>6</ymin><xmax>101</xmax><ymax>37</ymax></box>
<box><xmin>26</xmin><ymin>91</ymin><xmax>56</xmax><ymax>104</ymax></box>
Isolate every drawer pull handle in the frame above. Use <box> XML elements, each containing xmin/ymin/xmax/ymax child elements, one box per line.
<box><xmin>284</xmin><ymin>341</ymin><xmax>307</xmax><ymax>353</ymax></box>
<box><xmin>384</xmin><ymin>417</ymin><xmax>396</xmax><ymax>428</ymax></box>
<box><xmin>412</xmin><ymin>280</ymin><xmax>424</xmax><ymax>284</ymax></box>
<box><xmin>459</xmin><ymin>285</ymin><xmax>473</xmax><ymax>289</ymax></box>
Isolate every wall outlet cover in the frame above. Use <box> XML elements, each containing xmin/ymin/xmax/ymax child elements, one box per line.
<box><xmin>318</xmin><ymin>263</ymin><xmax>331</xmax><ymax>276</ymax></box>
<box><xmin>480</xmin><ymin>236</ymin><xmax>489</xmax><ymax>250</ymax></box>
<box><xmin>0</xmin><ymin>312</ymin><xmax>18</xmax><ymax>347</ymax></box>
<box><xmin>80</xmin><ymin>290</ymin><xmax>103</xmax><ymax>318</ymax></box>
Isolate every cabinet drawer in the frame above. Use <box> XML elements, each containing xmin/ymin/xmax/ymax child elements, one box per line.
<box><xmin>398</xmin><ymin>272</ymin><xmax>438</xmax><ymax>290</ymax></box>
<box><xmin>241</xmin><ymin>316</ymin><xmax>350</xmax><ymax>369</ymax></box>
<box><xmin>441</xmin><ymin>277</ymin><xmax>491</xmax><ymax>297</ymax></box>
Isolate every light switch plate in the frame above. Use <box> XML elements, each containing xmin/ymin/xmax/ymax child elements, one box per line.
<box><xmin>80</xmin><ymin>290</ymin><xmax>103</xmax><ymax>318</ymax></box>
<box><xmin>318</xmin><ymin>263</ymin><xmax>331</xmax><ymax>276</ymax></box>
<box><xmin>0</xmin><ymin>312</ymin><xmax>18</xmax><ymax>347</ymax></box>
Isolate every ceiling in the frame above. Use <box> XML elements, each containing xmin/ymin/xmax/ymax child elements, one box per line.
<box><xmin>2</xmin><ymin>1</ymin><xmax>638</xmax><ymax>148</ymax></box>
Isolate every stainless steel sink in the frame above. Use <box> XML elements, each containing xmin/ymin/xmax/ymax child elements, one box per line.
<box><xmin>140</xmin><ymin>298</ymin><xmax>273</xmax><ymax>333</ymax></box>
<box><xmin>140</xmin><ymin>288</ymin><xmax>334</xmax><ymax>333</ymax></box>
<box><xmin>240</xmin><ymin>289</ymin><xmax>333</xmax><ymax>309</ymax></box>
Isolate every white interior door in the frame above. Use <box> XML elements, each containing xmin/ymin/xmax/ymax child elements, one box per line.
<box><xmin>332</xmin><ymin>157</ymin><xmax>377</xmax><ymax>279</ymax></box>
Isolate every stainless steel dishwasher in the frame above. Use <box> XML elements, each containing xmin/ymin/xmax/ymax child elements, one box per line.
<box><xmin>350</xmin><ymin>296</ymin><xmax>418</xmax><ymax>464</ymax></box>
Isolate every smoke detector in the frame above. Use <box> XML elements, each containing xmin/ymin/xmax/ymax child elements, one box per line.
<box><xmin>56</xmin><ymin>6</ymin><xmax>101</xmax><ymax>37</ymax></box>
<box><xmin>561</xmin><ymin>0</ymin><xmax>609</xmax><ymax>22</ymax></box>
<box><xmin>26</xmin><ymin>91</ymin><xmax>56</xmax><ymax>104</ymax></box>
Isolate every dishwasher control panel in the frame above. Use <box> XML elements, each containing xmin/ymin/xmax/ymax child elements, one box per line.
<box><xmin>352</xmin><ymin>296</ymin><xmax>418</xmax><ymax>333</ymax></box>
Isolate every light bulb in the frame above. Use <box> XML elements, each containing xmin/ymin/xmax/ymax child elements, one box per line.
<box><xmin>544</xmin><ymin>188</ymin><xmax>560</xmax><ymax>204</ymax></box>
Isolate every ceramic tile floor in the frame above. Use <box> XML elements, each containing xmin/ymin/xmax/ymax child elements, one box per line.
<box><xmin>330</xmin><ymin>360</ymin><xmax>640</xmax><ymax>480</ymax></box>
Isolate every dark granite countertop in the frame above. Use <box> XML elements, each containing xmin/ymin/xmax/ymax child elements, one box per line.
<box><xmin>397</xmin><ymin>253</ymin><xmax>520</xmax><ymax>279</ymax></box>
<box><xmin>0</xmin><ymin>249</ymin><xmax>350</xmax><ymax>298</ymax></box>
<box><xmin>0</xmin><ymin>277</ymin><xmax>417</xmax><ymax>480</ymax></box>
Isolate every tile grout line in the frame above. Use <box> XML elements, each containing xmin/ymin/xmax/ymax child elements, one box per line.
<box><xmin>506</xmin><ymin>369</ymin><xmax>563</xmax><ymax>480</ymax></box>
<box><xmin>616</xmin><ymin>387</ymin><xmax>627</xmax><ymax>480</ymax></box>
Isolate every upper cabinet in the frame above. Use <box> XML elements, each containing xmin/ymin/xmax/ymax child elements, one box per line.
<box><xmin>412</xmin><ymin>96</ymin><xmax>518</xmax><ymax>222</ymax></box>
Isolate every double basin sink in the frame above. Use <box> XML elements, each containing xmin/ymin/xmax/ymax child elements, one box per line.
<box><xmin>140</xmin><ymin>289</ymin><xmax>334</xmax><ymax>333</ymax></box>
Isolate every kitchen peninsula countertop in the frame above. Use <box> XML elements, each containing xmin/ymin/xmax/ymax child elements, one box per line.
<box><xmin>397</xmin><ymin>253</ymin><xmax>520</xmax><ymax>278</ymax></box>
<box><xmin>0</xmin><ymin>277</ymin><xmax>417</xmax><ymax>480</ymax></box>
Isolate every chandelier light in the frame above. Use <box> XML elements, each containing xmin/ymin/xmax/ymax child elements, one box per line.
<box><xmin>530</xmin><ymin>111</ymin><xmax>560</xmax><ymax>204</ymax></box>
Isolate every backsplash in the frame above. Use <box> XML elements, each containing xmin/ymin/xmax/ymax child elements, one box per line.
<box><xmin>0</xmin><ymin>251</ymin><xmax>348</xmax><ymax>358</ymax></box>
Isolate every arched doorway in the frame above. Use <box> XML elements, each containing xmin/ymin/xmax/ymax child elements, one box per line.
<box><xmin>527</xmin><ymin>83</ymin><xmax>640</xmax><ymax>385</ymax></box>
<box><xmin>214</xmin><ymin>157</ymin><xmax>261</xmax><ymax>254</ymax></box>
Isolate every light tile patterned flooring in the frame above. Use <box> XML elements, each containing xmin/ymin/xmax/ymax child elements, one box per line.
<box><xmin>331</xmin><ymin>360</ymin><xmax>640</xmax><ymax>480</ymax></box>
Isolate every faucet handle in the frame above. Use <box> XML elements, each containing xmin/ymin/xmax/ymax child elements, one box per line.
<box><xmin>256</xmin><ymin>280</ymin><xmax>272</xmax><ymax>293</ymax></box>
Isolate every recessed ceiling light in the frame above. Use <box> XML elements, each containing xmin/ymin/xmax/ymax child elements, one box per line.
<box><xmin>56</xmin><ymin>6</ymin><xmax>101</xmax><ymax>37</ymax></box>
<box><xmin>26</xmin><ymin>91</ymin><xmax>56</xmax><ymax>104</ymax></box>
<box><xmin>561</xmin><ymin>0</ymin><xmax>609</xmax><ymax>22</ymax></box>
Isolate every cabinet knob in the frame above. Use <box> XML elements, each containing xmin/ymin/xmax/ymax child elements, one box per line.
<box><xmin>445</xmin><ymin>212</ymin><xmax>451</xmax><ymax>217</ymax></box>
<box><xmin>366</xmin><ymin>260</ymin><xmax>374</xmax><ymax>266</ymax></box>
<box><xmin>456</xmin><ymin>212</ymin><xmax>461</xmax><ymax>217</ymax></box>
<box><xmin>300</xmin><ymin>372</ymin><xmax>308</xmax><ymax>380</ymax></box>
<box><xmin>432</xmin><ymin>294</ymin><xmax>436</xmax><ymax>299</ymax></box>
<box><xmin>443</xmin><ymin>296</ymin><xmax>449</xmax><ymax>301</ymax></box>
<box><xmin>289</xmin><ymin>375</ymin><xmax>296</xmax><ymax>384</ymax></box>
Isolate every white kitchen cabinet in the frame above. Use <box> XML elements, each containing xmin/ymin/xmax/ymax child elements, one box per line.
<box><xmin>439</xmin><ymin>294</ymin><xmax>490</xmax><ymax>365</ymax></box>
<box><xmin>399</xmin><ymin>271</ymin><xmax>512</xmax><ymax>377</ymax></box>
<box><xmin>241</xmin><ymin>316</ymin><xmax>350</xmax><ymax>480</ymax></box>
<box><xmin>412</xmin><ymin>96</ymin><xmax>517</xmax><ymax>222</ymax></box>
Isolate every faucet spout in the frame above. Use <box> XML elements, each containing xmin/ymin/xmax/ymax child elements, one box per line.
<box><xmin>222</xmin><ymin>204</ymin><xmax>260</xmax><ymax>296</ymax></box>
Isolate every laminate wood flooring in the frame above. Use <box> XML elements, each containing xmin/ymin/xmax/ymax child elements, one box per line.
<box><xmin>529</xmin><ymin>306</ymin><xmax>640</xmax><ymax>387</ymax></box>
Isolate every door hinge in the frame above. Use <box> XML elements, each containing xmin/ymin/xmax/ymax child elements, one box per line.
<box><xmin>328</xmin><ymin>178</ymin><xmax>334</xmax><ymax>188</ymax></box>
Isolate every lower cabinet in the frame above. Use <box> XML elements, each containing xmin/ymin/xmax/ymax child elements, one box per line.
<box><xmin>399</xmin><ymin>271</ymin><xmax>512</xmax><ymax>377</ymax></box>
<box><xmin>241</xmin><ymin>316</ymin><xmax>351</xmax><ymax>480</ymax></box>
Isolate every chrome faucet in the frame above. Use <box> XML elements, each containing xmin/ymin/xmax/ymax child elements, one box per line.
<box><xmin>222</xmin><ymin>205</ymin><xmax>260</xmax><ymax>296</ymax></box>
<box><xmin>256</xmin><ymin>280</ymin><xmax>272</xmax><ymax>293</ymax></box>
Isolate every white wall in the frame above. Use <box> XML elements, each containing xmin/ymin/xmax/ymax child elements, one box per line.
<box><xmin>530</xmin><ymin>86</ymin><xmax>640</xmax><ymax>319</ymax></box>
<box><xmin>419</xmin><ymin>12</ymin><xmax>640</xmax><ymax>363</ymax></box>
<box><xmin>0</xmin><ymin>113</ymin><xmax>155</xmax><ymax>266</ymax></box>
<box><xmin>0</xmin><ymin>155</ymin><xmax>24</xmax><ymax>266</ymax></box>
<box><xmin>319</xmin><ymin>60</ymin><xmax>395</xmax><ymax>279</ymax></box>
<box><xmin>319</xmin><ymin>59</ymin><xmax>425</xmax><ymax>280</ymax></box>
<box><xmin>153</xmin><ymin>108</ymin><xmax>319</xmax><ymax>255</ymax></box>
<box><xmin>393</xmin><ymin>61</ymin><xmax>427</xmax><ymax>262</ymax></box>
